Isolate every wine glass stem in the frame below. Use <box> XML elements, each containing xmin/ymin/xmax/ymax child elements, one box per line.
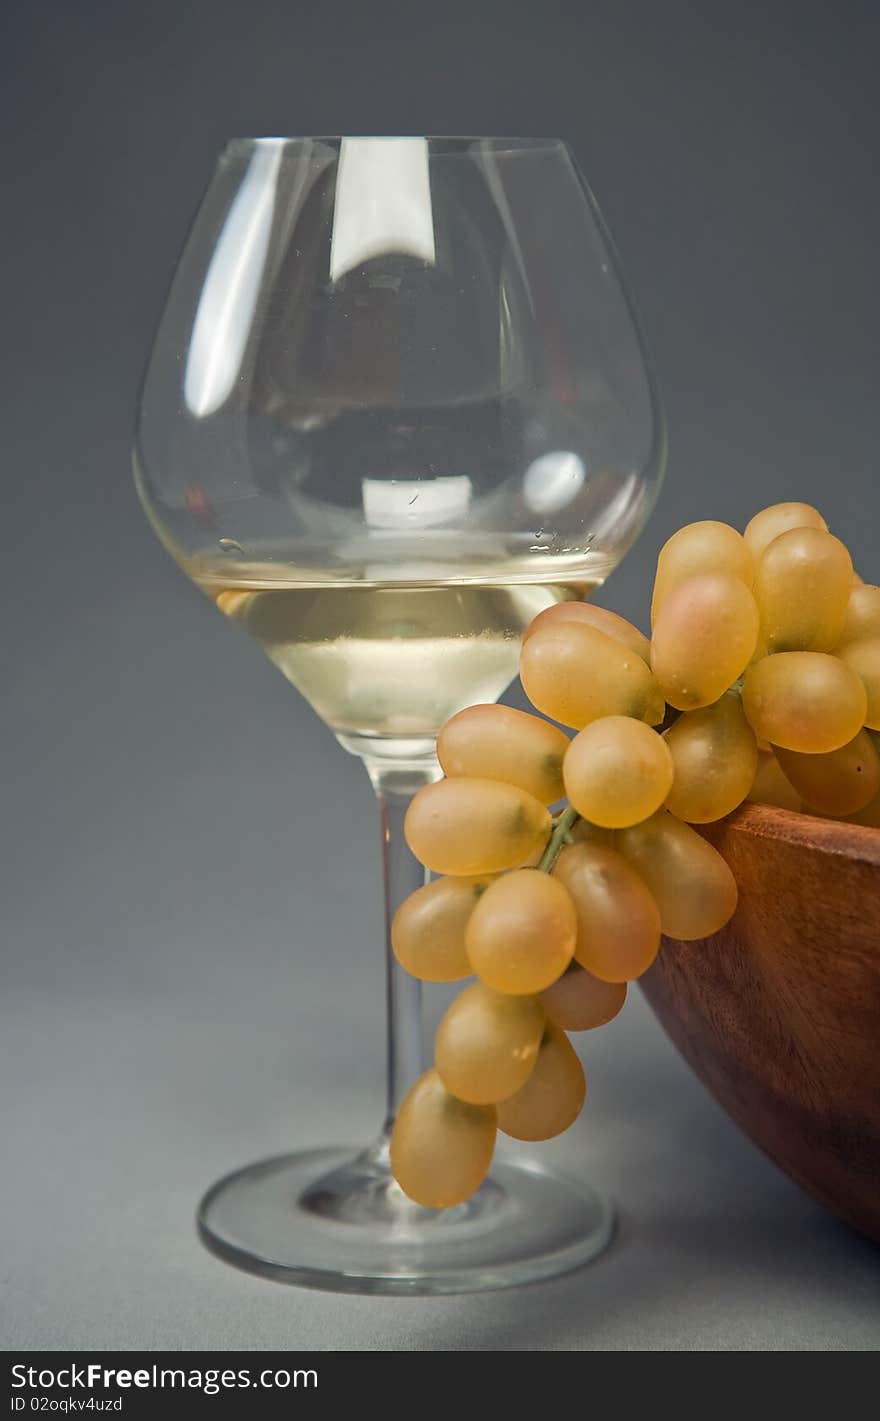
<box><xmin>366</xmin><ymin>759</ymin><xmax>441</xmax><ymax>1136</ymax></box>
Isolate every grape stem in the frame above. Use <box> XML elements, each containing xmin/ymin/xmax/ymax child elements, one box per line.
<box><xmin>537</xmin><ymin>805</ymin><xmax>581</xmax><ymax>874</ymax></box>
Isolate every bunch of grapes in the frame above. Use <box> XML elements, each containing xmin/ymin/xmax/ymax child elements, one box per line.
<box><xmin>389</xmin><ymin>502</ymin><xmax>879</xmax><ymax>1208</ymax></box>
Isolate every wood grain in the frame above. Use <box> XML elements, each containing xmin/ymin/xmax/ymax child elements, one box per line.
<box><xmin>640</xmin><ymin>802</ymin><xmax>880</xmax><ymax>1240</ymax></box>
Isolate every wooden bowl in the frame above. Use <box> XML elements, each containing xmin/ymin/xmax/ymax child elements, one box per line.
<box><xmin>640</xmin><ymin>802</ymin><xmax>880</xmax><ymax>1241</ymax></box>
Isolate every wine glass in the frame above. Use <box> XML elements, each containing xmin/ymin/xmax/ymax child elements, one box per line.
<box><xmin>134</xmin><ymin>136</ymin><xmax>665</xmax><ymax>1293</ymax></box>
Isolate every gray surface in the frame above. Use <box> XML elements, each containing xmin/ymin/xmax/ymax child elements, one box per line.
<box><xmin>3</xmin><ymin>1</ymin><xmax>880</xmax><ymax>1350</ymax></box>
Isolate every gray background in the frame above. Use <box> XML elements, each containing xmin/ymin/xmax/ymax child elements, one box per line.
<box><xmin>3</xmin><ymin>0</ymin><xmax>880</xmax><ymax>1350</ymax></box>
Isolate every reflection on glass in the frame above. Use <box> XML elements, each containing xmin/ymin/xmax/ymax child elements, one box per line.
<box><xmin>330</xmin><ymin>137</ymin><xmax>436</xmax><ymax>281</ymax></box>
<box><xmin>523</xmin><ymin>451</ymin><xmax>587</xmax><ymax>514</ymax></box>
<box><xmin>361</xmin><ymin>475</ymin><xmax>472</xmax><ymax>529</ymax></box>
<box><xmin>184</xmin><ymin>142</ymin><xmax>283</xmax><ymax>418</ymax></box>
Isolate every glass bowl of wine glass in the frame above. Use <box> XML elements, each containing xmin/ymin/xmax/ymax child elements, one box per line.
<box><xmin>134</xmin><ymin>135</ymin><xmax>665</xmax><ymax>1293</ymax></box>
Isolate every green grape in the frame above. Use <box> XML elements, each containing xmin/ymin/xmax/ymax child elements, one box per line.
<box><xmin>520</xmin><ymin>621</ymin><xmax>665</xmax><ymax>730</ymax></box>
<box><xmin>465</xmin><ymin>869</ymin><xmax>576</xmax><ymax>994</ymax></box>
<box><xmin>651</xmin><ymin>571</ymin><xmax>760</xmax><ymax>710</ymax></box>
<box><xmin>774</xmin><ymin>730</ymin><xmax>880</xmax><ymax>817</ymax></box>
<box><xmin>838</xmin><ymin>585</ymin><xmax>880</xmax><ymax>647</ymax></box>
<box><xmin>540</xmin><ymin>962</ymin><xmax>627</xmax><ymax>1031</ymax></box>
<box><xmin>554</xmin><ymin>844</ymin><xmax>661</xmax><ymax>981</ymax></box>
<box><xmin>663</xmin><ymin>691</ymin><xmax>758</xmax><ymax>823</ymax></box>
<box><xmin>496</xmin><ymin>1023</ymin><xmax>586</xmax><ymax>1142</ymax></box>
<box><xmin>742</xmin><ymin>652</ymin><xmax>867</xmax><ymax>752</ymax></box>
<box><xmin>524</xmin><ymin>601</ymin><xmax>651</xmax><ymax>663</ymax></box>
<box><xmin>747</xmin><ymin>751</ymin><xmax>803</xmax><ymax>812</ymax></box>
<box><xmin>405</xmin><ymin>778</ymin><xmax>551</xmax><ymax>875</ymax></box>
<box><xmin>437</xmin><ymin>703</ymin><xmax>569</xmax><ymax>805</ymax></box>
<box><xmin>651</xmin><ymin>520</ymin><xmax>754</xmax><ymax>625</ymax></box>
<box><xmin>838</xmin><ymin>639</ymin><xmax>880</xmax><ymax>730</ymax></box>
<box><xmin>391</xmin><ymin>875</ymin><xmax>492</xmax><ymax>982</ymax></box>
<box><xmin>743</xmin><ymin>501</ymin><xmax>828</xmax><ymax>560</ymax></box>
<box><xmin>434</xmin><ymin>982</ymin><xmax>545</xmax><ymax>1104</ymax></box>
<box><xmin>389</xmin><ymin>1069</ymin><xmax>496</xmax><ymax>1209</ymax></box>
<box><xmin>563</xmin><ymin>716</ymin><xmax>674</xmax><ymax>828</ymax></box>
<box><xmin>754</xmin><ymin>527</ymin><xmax>853</xmax><ymax>652</ymax></box>
<box><xmin>616</xmin><ymin>809</ymin><xmax>738</xmax><ymax>940</ymax></box>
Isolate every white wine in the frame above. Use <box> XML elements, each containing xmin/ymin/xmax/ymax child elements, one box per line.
<box><xmin>192</xmin><ymin>568</ymin><xmax>590</xmax><ymax>744</ymax></box>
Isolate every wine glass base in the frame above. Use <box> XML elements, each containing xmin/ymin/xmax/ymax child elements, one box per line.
<box><xmin>197</xmin><ymin>1142</ymin><xmax>615</xmax><ymax>1295</ymax></box>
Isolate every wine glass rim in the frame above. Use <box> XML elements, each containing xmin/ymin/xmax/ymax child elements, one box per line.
<box><xmin>221</xmin><ymin>135</ymin><xmax>570</xmax><ymax>156</ymax></box>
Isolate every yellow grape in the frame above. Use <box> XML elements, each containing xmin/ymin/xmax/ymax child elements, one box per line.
<box><xmin>496</xmin><ymin>1023</ymin><xmax>586</xmax><ymax>1141</ymax></box>
<box><xmin>743</xmin><ymin>501</ymin><xmax>828</xmax><ymax>560</ymax></box>
<box><xmin>437</xmin><ymin>703</ymin><xmax>569</xmax><ymax>805</ymax></box>
<box><xmin>520</xmin><ymin>621</ymin><xmax>665</xmax><ymax>730</ymax></box>
<box><xmin>215</xmin><ymin>589</ymin><xmax>253</xmax><ymax>617</ymax></box>
<box><xmin>389</xmin><ymin>1069</ymin><xmax>496</xmax><ymax>1209</ymax></box>
<box><xmin>465</xmin><ymin>869</ymin><xmax>576</xmax><ymax>994</ymax></box>
<box><xmin>838</xmin><ymin>584</ymin><xmax>880</xmax><ymax>647</ymax></box>
<box><xmin>513</xmin><ymin>841</ymin><xmax>545</xmax><ymax>869</ymax></box>
<box><xmin>774</xmin><ymin>730</ymin><xmax>880</xmax><ymax>817</ymax></box>
<box><xmin>742</xmin><ymin>652</ymin><xmax>867</xmax><ymax>752</ymax></box>
<box><xmin>554</xmin><ymin>844</ymin><xmax>661</xmax><ymax>981</ymax></box>
<box><xmin>404</xmin><ymin>778</ymin><xmax>551</xmax><ymax>875</ymax></box>
<box><xmin>845</xmin><ymin>783</ymin><xmax>880</xmax><ymax>827</ymax></box>
<box><xmin>747</xmin><ymin>751</ymin><xmax>802</xmax><ymax>812</ymax></box>
<box><xmin>570</xmin><ymin>818</ymin><xmax>616</xmax><ymax>849</ymax></box>
<box><xmin>838</xmin><ymin>639</ymin><xmax>880</xmax><ymax>730</ymax></box>
<box><xmin>616</xmin><ymin>809</ymin><xmax>738</xmax><ymax>940</ymax></box>
<box><xmin>434</xmin><ymin>982</ymin><xmax>545</xmax><ymax>1104</ymax></box>
<box><xmin>663</xmin><ymin>691</ymin><xmax>758</xmax><ymax>823</ymax></box>
<box><xmin>540</xmin><ymin>962</ymin><xmax>627</xmax><ymax>1031</ymax></box>
<box><xmin>749</xmin><ymin>634</ymin><xmax>769</xmax><ymax>667</ymax></box>
<box><xmin>563</xmin><ymin>716</ymin><xmax>674</xmax><ymax>828</ymax></box>
<box><xmin>391</xmin><ymin>876</ymin><xmax>492</xmax><ymax>982</ymax></box>
<box><xmin>651</xmin><ymin>572</ymin><xmax>760</xmax><ymax>710</ymax></box>
<box><xmin>651</xmin><ymin>520</ymin><xmax>754</xmax><ymax>625</ymax></box>
<box><xmin>524</xmin><ymin>601</ymin><xmax>651</xmax><ymax>662</ymax></box>
<box><xmin>754</xmin><ymin>527</ymin><xmax>853</xmax><ymax>653</ymax></box>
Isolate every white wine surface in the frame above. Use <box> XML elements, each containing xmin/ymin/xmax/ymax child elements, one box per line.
<box><xmin>192</xmin><ymin>565</ymin><xmax>592</xmax><ymax>739</ymax></box>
